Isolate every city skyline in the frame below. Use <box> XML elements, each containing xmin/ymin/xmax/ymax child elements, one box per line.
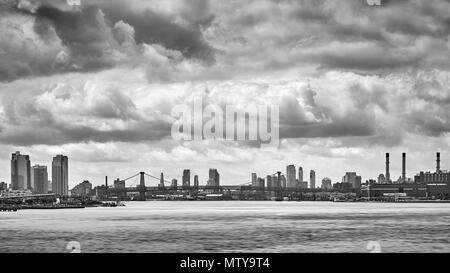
<box><xmin>1</xmin><ymin>0</ymin><xmax>450</xmax><ymax>188</ymax></box>
<box><xmin>1</xmin><ymin>149</ymin><xmax>448</xmax><ymax>190</ymax></box>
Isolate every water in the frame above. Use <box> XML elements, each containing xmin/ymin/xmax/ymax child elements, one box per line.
<box><xmin>1</xmin><ymin>201</ymin><xmax>449</xmax><ymax>253</ymax></box>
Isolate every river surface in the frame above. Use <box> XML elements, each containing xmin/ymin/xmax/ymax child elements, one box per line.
<box><xmin>1</xmin><ymin>201</ymin><xmax>449</xmax><ymax>253</ymax></box>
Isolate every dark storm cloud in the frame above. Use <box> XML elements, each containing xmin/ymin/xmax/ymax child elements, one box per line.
<box><xmin>34</xmin><ymin>5</ymin><xmax>115</xmax><ymax>68</ymax></box>
<box><xmin>0</xmin><ymin>0</ymin><xmax>215</xmax><ymax>81</ymax></box>
<box><xmin>98</xmin><ymin>3</ymin><xmax>215</xmax><ymax>63</ymax></box>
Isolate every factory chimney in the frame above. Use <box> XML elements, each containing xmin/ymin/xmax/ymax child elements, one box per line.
<box><xmin>385</xmin><ymin>153</ymin><xmax>390</xmax><ymax>183</ymax></box>
<box><xmin>437</xmin><ymin>152</ymin><xmax>441</xmax><ymax>173</ymax></box>
<box><xmin>402</xmin><ymin>153</ymin><xmax>406</xmax><ymax>183</ymax></box>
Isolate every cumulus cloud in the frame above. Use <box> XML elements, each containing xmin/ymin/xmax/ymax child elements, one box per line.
<box><xmin>0</xmin><ymin>0</ymin><xmax>450</xmax><ymax>185</ymax></box>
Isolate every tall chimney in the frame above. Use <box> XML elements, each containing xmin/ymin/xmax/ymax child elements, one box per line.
<box><xmin>385</xmin><ymin>153</ymin><xmax>390</xmax><ymax>183</ymax></box>
<box><xmin>402</xmin><ymin>153</ymin><xmax>406</xmax><ymax>183</ymax></box>
<box><xmin>437</xmin><ymin>152</ymin><xmax>441</xmax><ymax>173</ymax></box>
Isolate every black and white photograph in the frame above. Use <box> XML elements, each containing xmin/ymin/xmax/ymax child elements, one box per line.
<box><xmin>0</xmin><ymin>0</ymin><xmax>450</xmax><ymax>263</ymax></box>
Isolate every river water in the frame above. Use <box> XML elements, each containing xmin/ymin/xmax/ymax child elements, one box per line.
<box><xmin>1</xmin><ymin>201</ymin><xmax>449</xmax><ymax>253</ymax></box>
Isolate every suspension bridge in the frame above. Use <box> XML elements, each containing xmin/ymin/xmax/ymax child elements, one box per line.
<box><xmin>104</xmin><ymin>171</ymin><xmax>322</xmax><ymax>201</ymax></box>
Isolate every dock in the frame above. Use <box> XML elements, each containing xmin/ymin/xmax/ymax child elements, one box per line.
<box><xmin>0</xmin><ymin>206</ymin><xmax>18</xmax><ymax>212</ymax></box>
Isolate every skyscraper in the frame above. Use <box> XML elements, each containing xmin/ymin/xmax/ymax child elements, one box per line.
<box><xmin>281</xmin><ymin>175</ymin><xmax>286</xmax><ymax>188</ymax></box>
<box><xmin>310</xmin><ymin>170</ymin><xmax>316</xmax><ymax>189</ymax></box>
<box><xmin>251</xmin><ymin>173</ymin><xmax>257</xmax><ymax>187</ymax></box>
<box><xmin>209</xmin><ymin>169</ymin><xmax>220</xmax><ymax>187</ymax></box>
<box><xmin>286</xmin><ymin>165</ymin><xmax>296</xmax><ymax>188</ymax></box>
<box><xmin>298</xmin><ymin>167</ymin><xmax>303</xmax><ymax>183</ymax></box>
<box><xmin>32</xmin><ymin>165</ymin><xmax>48</xmax><ymax>194</ymax></box>
<box><xmin>272</xmin><ymin>174</ymin><xmax>279</xmax><ymax>188</ymax></box>
<box><xmin>182</xmin><ymin>169</ymin><xmax>190</xmax><ymax>189</ymax></box>
<box><xmin>52</xmin><ymin>155</ymin><xmax>68</xmax><ymax>196</ymax></box>
<box><xmin>171</xmin><ymin>179</ymin><xmax>178</xmax><ymax>190</ymax></box>
<box><xmin>11</xmin><ymin>151</ymin><xmax>31</xmax><ymax>190</ymax></box>
<box><xmin>194</xmin><ymin>175</ymin><xmax>199</xmax><ymax>188</ymax></box>
<box><xmin>266</xmin><ymin>175</ymin><xmax>272</xmax><ymax>189</ymax></box>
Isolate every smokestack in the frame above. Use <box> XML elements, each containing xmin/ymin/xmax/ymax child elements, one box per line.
<box><xmin>437</xmin><ymin>152</ymin><xmax>441</xmax><ymax>173</ymax></box>
<box><xmin>402</xmin><ymin>153</ymin><xmax>406</xmax><ymax>183</ymax></box>
<box><xmin>385</xmin><ymin>153</ymin><xmax>390</xmax><ymax>183</ymax></box>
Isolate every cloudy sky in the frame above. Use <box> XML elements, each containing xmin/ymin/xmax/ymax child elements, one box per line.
<box><xmin>0</xmin><ymin>0</ymin><xmax>449</xmax><ymax>188</ymax></box>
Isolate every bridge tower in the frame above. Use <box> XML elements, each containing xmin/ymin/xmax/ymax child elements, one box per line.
<box><xmin>139</xmin><ymin>172</ymin><xmax>146</xmax><ymax>201</ymax></box>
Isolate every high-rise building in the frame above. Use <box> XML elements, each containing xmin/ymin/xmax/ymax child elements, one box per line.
<box><xmin>52</xmin><ymin>155</ymin><xmax>68</xmax><ymax>196</ymax></box>
<box><xmin>310</xmin><ymin>170</ymin><xmax>316</xmax><ymax>189</ymax></box>
<box><xmin>257</xmin><ymin>177</ymin><xmax>265</xmax><ymax>189</ymax></box>
<box><xmin>171</xmin><ymin>179</ymin><xmax>178</xmax><ymax>190</ymax></box>
<box><xmin>209</xmin><ymin>169</ymin><xmax>220</xmax><ymax>187</ymax></box>
<box><xmin>266</xmin><ymin>175</ymin><xmax>272</xmax><ymax>189</ymax></box>
<box><xmin>272</xmin><ymin>174</ymin><xmax>279</xmax><ymax>188</ymax></box>
<box><xmin>182</xmin><ymin>169</ymin><xmax>190</xmax><ymax>189</ymax></box>
<box><xmin>11</xmin><ymin>151</ymin><xmax>31</xmax><ymax>190</ymax></box>
<box><xmin>194</xmin><ymin>175</ymin><xmax>199</xmax><ymax>188</ymax></box>
<box><xmin>298</xmin><ymin>167</ymin><xmax>303</xmax><ymax>183</ymax></box>
<box><xmin>342</xmin><ymin>172</ymin><xmax>362</xmax><ymax>189</ymax></box>
<box><xmin>251</xmin><ymin>173</ymin><xmax>257</xmax><ymax>187</ymax></box>
<box><xmin>281</xmin><ymin>175</ymin><xmax>286</xmax><ymax>188</ymax></box>
<box><xmin>286</xmin><ymin>165</ymin><xmax>296</xmax><ymax>188</ymax></box>
<box><xmin>32</xmin><ymin>165</ymin><xmax>48</xmax><ymax>194</ymax></box>
<box><xmin>321</xmin><ymin>177</ymin><xmax>332</xmax><ymax>190</ymax></box>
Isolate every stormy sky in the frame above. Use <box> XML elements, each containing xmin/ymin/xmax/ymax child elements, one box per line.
<box><xmin>0</xmin><ymin>0</ymin><xmax>449</xmax><ymax>187</ymax></box>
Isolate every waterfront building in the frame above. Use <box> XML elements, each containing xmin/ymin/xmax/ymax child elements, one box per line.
<box><xmin>209</xmin><ymin>169</ymin><xmax>220</xmax><ymax>187</ymax></box>
<box><xmin>286</xmin><ymin>165</ymin><xmax>296</xmax><ymax>188</ymax></box>
<box><xmin>342</xmin><ymin>172</ymin><xmax>362</xmax><ymax>189</ymax></box>
<box><xmin>32</xmin><ymin>165</ymin><xmax>48</xmax><ymax>194</ymax></box>
<box><xmin>298</xmin><ymin>167</ymin><xmax>303</xmax><ymax>184</ymax></box>
<box><xmin>321</xmin><ymin>177</ymin><xmax>332</xmax><ymax>190</ymax></box>
<box><xmin>281</xmin><ymin>175</ymin><xmax>286</xmax><ymax>188</ymax></box>
<box><xmin>256</xmin><ymin>177</ymin><xmax>265</xmax><ymax>189</ymax></box>
<box><xmin>182</xmin><ymin>169</ymin><xmax>190</xmax><ymax>189</ymax></box>
<box><xmin>71</xmin><ymin>180</ymin><xmax>92</xmax><ymax>196</ymax></box>
<box><xmin>310</xmin><ymin>170</ymin><xmax>316</xmax><ymax>189</ymax></box>
<box><xmin>272</xmin><ymin>174</ymin><xmax>279</xmax><ymax>188</ymax></box>
<box><xmin>52</xmin><ymin>155</ymin><xmax>68</xmax><ymax>196</ymax></box>
<box><xmin>11</xmin><ymin>151</ymin><xmax>31</xmax><ymax>190</ymax></box>
<box><xmin>414</xmin><ymin>171</ymin><xmax>450</xmax><ymax>184</ymax></box>
<box><xmin>361</xmin><ymin>183</ymin><xmax>427</xmax><ymax>198</ymax></box>
<box><xmin>114</xmin><ymin>178</ymin><xmax>125</xmax><ymax>189</ymax></box>
<box><xmin>251</xmin><ymin>173</ymin><xmax>257</xmax><ymax>187</ymax></box>
<box><xmin>333</xmin><ymin>182</ymin><xmax>352</xmax><ymax>192</ymax></box>
<box><xmin>377</xmin><ymin>173</ymin><xmax>386</xmax><ymax>184</ymax></box>
<box><xmin>0</xmin><ymin>181</ymin><xmax>7</xmax><ymax>191</ymax></box>
<box><xmin>194</xmin><ymin>175</ymin><xmax>199</xmax><ymax>188</ymax></box>
<box><xmin>298</xmin><ymin>181</ymin><xmax>308</xmax><ymax>189</ymax></box>
<box><xmin>266</xmin><ymin>175</ymin><xmax>272</xmax><ymax>189</ymax></box>
<box><xmin>171</xmin><ymin>179</ymin><xmax>178</xmax><ymax>190</ymax></box>
<box><xmin>94</xmin><ymin>185</ymin><xmax>108</xmax><ymax>199</ymax></box>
